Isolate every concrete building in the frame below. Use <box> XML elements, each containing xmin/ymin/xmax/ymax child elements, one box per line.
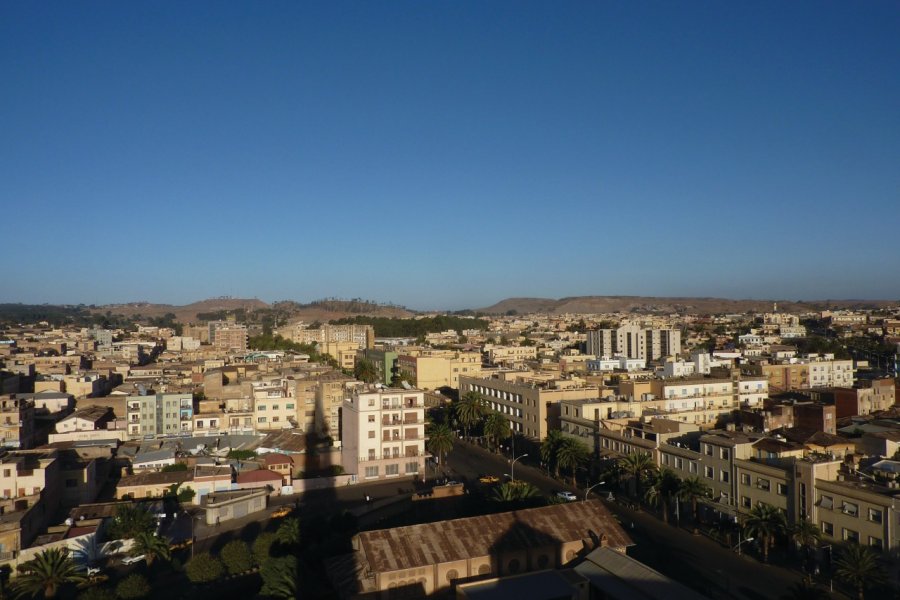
<box><xmin>341</xmin><ymin>387</ymin><xmax>427</xmax><ymax>482</ymax></box>
<box><xmin>586</xmin><ymin>326</ymin><xmax>681</xmax><ymax>362</ymax></box>
<box><xmin>280</xmin><ymin>323</ymin><xmax>374</xmax><ymax>349</ymax></box>
<box><xmin>356</xmin><ymin>348</ymin><xmax>399</xmax><ymax>386</ymax></box>
<box><xmin>459</xmin><ymin>373</ymin><xmax>602</xmax><ymax>441</ymax></box>
<box><xmin>125</xmin><ymin>392</ymin><xmax>194</xmax><ymax>438</ymax></box>
<box><xmin>201</xmin><ymin>488</ymin><xmax>267</xmax><ymax>526</ymax></box>
<box><xmin>212</xmin><ymin>325</ymin><xmax>249</xmax><ymax>354</ymax></box>
<box><xmin>586</xmin><ymin>356</ymin><xmax>646</xmax><ymax>373</ymax></box>
<box><xmin>397</xmin><ymin>351</ymin><xmax>483</xmax><ymax>390</ymax></box>
<box><xmin>0</xmin><ymin>396</ymin><xmax>35</xmax><ymax>450</ymax></box>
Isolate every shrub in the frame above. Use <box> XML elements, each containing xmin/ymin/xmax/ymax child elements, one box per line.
<box><xmin>116</xmin><ymin>574</ymin><xmax>151</xmax><ymax>599</ymax></box>
<box><xmin>185</xmin><ymin>553</ymin><xmax>224</xmax><ymax>584</ymax></box>
<box><xmin>220</xmin><ymin>540</ymin><xmax>253</xmax><ymax>576</ymax></box>
<box><xmin>252</xmin><ymin>532</ymin><xmax>276</xmax><ymax>566</ymax></box>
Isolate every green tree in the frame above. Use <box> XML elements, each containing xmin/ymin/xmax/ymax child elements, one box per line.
<box><xmin>76</xmin><ymin>588</ymin><xmax>117</xmax><ymax>600</ymax></box>
<box><xmin>645</xmin><ymin>468</ymin><xmax>681</xmax><ymax>524</ymax></box>
<box><xmin>115</xmin><ymin>574</ymin><xmax>150</xmax><ymax>600</ymax></box>
<box><xmin>454</xmin><ymin>392</ymin><xmax>485</xmax><ymax>440</ymax></box>
<box><xmin>260</xmin><ymin>556</ymin><xmax>298</xmax><ymax>599</ymax></box>
<box><xmin>185</xmin><ymin>553</ymin><xmax>224</xmax><ymax>584</ymax></box>
<box><xmin>677</xmin><ymin>476</ymin><xmax>711</xmax><ymax>533</ymax></box>
<box><xmin>743</xmin><ymin>503</ymin><xmax>787</xmax><ymax>563</ymax></box>
<box><xmin>160</xmin><ymin>463</ymin><xmax>188</xmax><ymax>472</ymax></box>
<box><xmin>426</xmin><ymin>423</ymin><xmax>454</xmax><ymax>467</ymax></box>
<box><xmin>556</xmin><ymin>438</ymin><xmax>589</xmax><ymax>486</ymax></box>
<box><xmin>790</xmin><ymin>517</ymin><xmax>821</xmax><ymax>553</ymax></box>
<box><xmin>251</xmin><ymin>532</ymin><xmax>277</xmax><ymax>566</ymax></box>
<box><xmin>482</xmin><ymin>411</ymin><xmax>510</xmax><ymax>453</ymax></box>
<box><xmin>220</xmin><ymin>540</ymin><xmax>253</xmax><ymax>576</ymax></box>
<box><xmin>834</xmin><ymin>543</ymin><xmax>884</xmax><ymax>600</ymax></box>
<box><xmin>12</xmin><ymin>548</ymin><xmax>85</xmax><ymax>599</ymax></box>
<box><xmin>275</xmin><ymin>517</ymin><xmax>301</xmax><ymax>550</ymax></box>
<box><xmin>130</xmin><ymin>531</ymin><xmax>171</xmax><ymax>568</ymax></box>
<box><xmin>490</xmin><ymin>481</ymin><xmax>540</xmax><ymax>505</ymax></box>
<box><xmin>354</xmin><ymin>358</ymin><xmax>378</xmax><ymax>384</ymax></box>
<box><xmin>106</xmin><ymin>505</ymin><xmax>155</xmax><ymax>540</ymax></box>
<box><xmin>619</xmin><ymin>452</ymin><xmax>656</xmax><ymax>500</ymax></box>
<box><xmin>540</xmin><ymin>430</ymin><xmax>565</xmax><ymax>478</ymax></box>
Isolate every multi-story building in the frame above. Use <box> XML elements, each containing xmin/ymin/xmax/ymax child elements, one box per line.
<box><xmin>459</xmin><ymin>373</ymin><xmax>602</xmax><ymax>441</ymax></box>
<box><xmin>356</xmin><ymin>348</ymin><xmax>398</xmax><ymax>385</ymax></box>
<box><xmin>212</xmin><ymin>325</ymin><xmax>249</xmax><ymax>353</ymax></box>
<box><xmin>251</xmin><ymin>379</ymin><xmax>296</xmax><ymax>431</ymax></box>
<box><xmin>0</xmin><ymin>396</ymin><xmax>35</xmax><ymax>449</ymax></box>
<box><xmin>744</xmin><ymin>356</ymin><xmax>854</xmax><ymax>392</ymax></box>
<box><xmin>484</xmin><ymin>345</ymin><xmax>538</xmax><ymax>366</ymax></box>
<box><xmin>809</xmin><ymin>379</ymin><xmax>896</xmax><ymax>418</ymax></box>
<box><xmin>280</xmin><ymin>323</ymin><xmax>374</xmax><ymax>349</ymax></box>
<box><xmin>125</xmin><ymin>392</ymin><xmax>194</xmax><ymax>438</ymax></box>
<box><xmin>0</xmin><ymin>450</ymin><xmax>60</xmax><ymax>503</ymax></box>
<box><xmin>314</xmin><ymin>372</ymin><xmax>357</xmax><ymax>442</ymax></box>
<box><xmin>585</xmin><ymin>326</ymin><xmax>681</xmax><ymax>362</ymax></box>
<box><xmin>341</xmin><ymin>387</ymin><xmax>427</xmax><ymax>482</ymax></box>
<box><xmin>397</xmin><ymin>351</ymin><xmax>483</xmax><ymax>390</ymax></box>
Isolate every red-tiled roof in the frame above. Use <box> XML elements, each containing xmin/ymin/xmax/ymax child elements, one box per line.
<box><xmin>260</xmin><ymin>453</ymin><xmax>292</xmax><ymax>467</ymax></box>
<box><xmin>236</xmin><ymin>469</ymin><xmax>282</xmax><ymax>484</ymax></box>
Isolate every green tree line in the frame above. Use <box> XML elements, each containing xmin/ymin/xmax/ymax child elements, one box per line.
<box><xmin>330</xmin><ymin>315</ymin><xmax>489</xmax><ymax>337</ymax></box>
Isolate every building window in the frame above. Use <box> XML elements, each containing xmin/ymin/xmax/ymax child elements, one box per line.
<box><xmin>704</xmin><ymin>445</ymin><xmax>713</xmax><ymax>456</ymax></box>
<box><xmin>819</xmin><ymin>495</ymin><xmax>833</xmax><ymax>510</ymax></box>
<box><xmin>258</xmin><ymin>405</ymin><xmax>266</xmax><ymax>411</ymax></box>
<box><xmin>286</xmin><ymin>404</ymin><xmax>295</xmax><ymax>409</ymax></box>
<box><xmin>868</xmin><ymin>508</ymin><xmax>882</xmax><ymax>523</ymax></box>
<box><xmin>741</xmin><ymin>496</ymin><xmax>751</xmax><ymax>508</ymax></box>
<box><xmin>776</xmin><ymin>483</ymin><xmax>787</xmax><ymax>496</ymax></box>
<box><xmin>842</xmin><ymin>529</ymin><xmax>859</xmax><ymax>544</ymax></box>
<box><xmin>720</xmin><ymin>471</ymin><xmax>729</xmax><ymax>483</ymax></box>
<box><xmin>364</xmin><ymin>466</ymin><xmax>378</xmax><ymax>478</ymax></box>
<box><xmin>757</xmin><ymin>478</ymin><xmax>770</xmax><ymax>492</ymax></box>
<box><xmin>368</xmin><ymin>415</ymin><xmax>375</xmax><ymax>423</ymax></box>
<box><xmin>869</xmin><ymin>536</ymin><xmax>883</xmax><ymax>549</ymax></box>
<box><xmin>257</xmin><ymin>417</ymin><xmax>266</xmax><ymax>423</ymax></box>
<box><xmin>841</xmin><ymin>502</ymin><xmax>859</xmax><ymax>518</ymax></box>
<box><xmin>385</xmin><ymin>464</ymin><xmax>399</xmax><ymax>476</ymax></box>
<box><xmin>704</xmin><ymin>467</ymin><xmax>714</xmax><ymax>479</ymax></box>
<box><xmin>740</xmin><ymin>473</ymin><xmax>750</xmax><ymax>485</ymax></box>
<box><xmin>821</xmin><ymin>522</ymin><xmax>833</xmax><ymax>536</ymax></box>
<box><xmin>690</xmin><ymin>462</ymin><xmax>698</xmax><ymax>474</ymax></box>
<box><xmin>720</xmin><ymin>448</ymin><xmax>730</xmax><ymax>460</ymax></box>
<box><xmin>406</xmin><ymin>462</ymin><xmax>418</xmax><ymax>473</ymax></box>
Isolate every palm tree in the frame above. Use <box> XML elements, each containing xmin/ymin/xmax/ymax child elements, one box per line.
<box><xmin>354</xmin><ymin>358</ymin><xmax>378</xmax><ymax>384</ymax></box>
<box><xmin>677</xmin><ymin>476</ymin><xmax>711</xmax><ymax>533</ymax></box>
<box><xmin>619</xmin><ymin>452</ymin><xmax>656</xmax><ymax>501</ymax></box>
<box><xmin>490</xmin><ymin>481</ymin><xmax>540</xmax><ymax>505</ymax></box>
<box><xmin>260</xmin><ymin>555</ymin><xmax>298</xmax><ymax>599</ymax></box>
<box><xmin>12</xmin><ymin>548</ymin><xmax>85</xmax><ymax>599</ymax></box>
<box><xmin>72</xmin><ymin>534</ymin><xmax>106</xmax><ymax>569</ymax></box>
<box><xmin>275</xmin><ymin>517</ymin><xmax>301</xmax><ymax>549</ymax></box>
<box><xmin>426</xmin><ymin>423</ymin><xmax>454</xmax><ymax>467</ymax></box>
<box><xmin>790</xmin><ymin>518</ymin><xmax>821</xmax><ymax>551</ymax></box>
<box><xmin>130</xmin><ymin>531</ymin><xmax>171</xmax><ymax>568</ymax></box>
<box><xmin>599</xmin><ymin>460</ymin><xmax>626</xmax><ymax>494</ymax></box>
<box><xmin>540</xmin><ymin>430</ymin><xmax>565</xmax><ymax>478</ymax></box>
<box><xmin>834</xmin><ymin>543</ymin><xmax>884</xmax><ymax>600</ymax></box>
<box><xmin>646</xmin><ymin>468</ymin><xmax>681</xmax><ymax>524</ymax></box>
<box><xmin>556</xmin><ymin>438</ymin><xmax>589</xmax><ymax>486</ymax></box>
<box><xmin>743</xmin><ymin>503</ymin><xmax>787</xmax><ymax>563</ymax></box>
<box><xmin>482</xmin><ymin>411</ymin><xmax>510</xmax><ymax>453</ymax></box>
<box><xmin>454</xmin><ymin>392</ymin><xmax>485</xmax><ymax>440</ymax></box>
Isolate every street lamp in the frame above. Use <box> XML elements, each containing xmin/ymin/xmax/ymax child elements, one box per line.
<box><xmin>510</xmin><ymin>453</ymin><xmax>528</xmax><ymax>482</ymax></box>
<box><xmin>584</xmin><ymin>481</ymin><xmax>606</xmax><ymax>502</ymax></box>
<box><xmin>187</xmin><ymin>512</ymin><xmax>203</xmax><ymax>559</ymax></box>
<box><xmin>732</xmin><ymin>536</ymin><xmax>754</xmax><ymax>555</ymax></box>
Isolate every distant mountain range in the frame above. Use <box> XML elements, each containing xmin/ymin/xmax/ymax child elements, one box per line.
<box><xmin>475</xmin><ymin>296</ymin><xmax>898</xmax><ymax>315</ymax></box>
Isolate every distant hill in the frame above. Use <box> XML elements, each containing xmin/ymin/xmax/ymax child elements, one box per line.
<box><xmin>477</xmin><ymin>296</ymin><xmax>899</xmax><ymax>315</ymax></box>
<box><xmin>273</xmin><ymin>299</ymin><xmax>415</xmax><ymax>323</ymax></box>
<box><xmin>94</xmin><ymin>298</ymin><xmax>270</xmax><ymax>323</ymax></box>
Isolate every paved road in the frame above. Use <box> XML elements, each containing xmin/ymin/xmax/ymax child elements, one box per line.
<box><xmin>447</xmin><ymin>440</ymin><xmax>844</xmax><ymax>600</ymax></box>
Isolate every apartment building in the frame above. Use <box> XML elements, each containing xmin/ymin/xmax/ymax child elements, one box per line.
<box><xmin>125</xmin><ymin>392</ymin><xmax>194</xmax><ymax>438</ymax></box>
<box><xmin>397</xmin><ymin>351</ymin><xmax>483</xmax><ymax>390</ymax></box>
<box><xmin>279</xmin><ymin>323</ymin><xmax>374</xmax><ymax>349</ymax></box>
<box><xmin>744</xmin><ymin>356</ymin><xmax>854</xmax><ymax>392</ymax></box>
<box><xmin>0</xmin><ymin>396</ymin><xmax>35</xmax><ymax>450</ymax></box>
<box><xmin>0</xmin><ymin>450</ymin><xmax>60</xmax><ymax>503</ymax></box>
<box><xmin>809</xmin><ymin>379</ymin><xmax>896</xmax><ymax>418</ymax></box>
<box><xmin>585</xmin><ymin>326</ymin><xmax>681</xmax><ymax>362</ymax></box>
<box><xmin>252</xmin><ymin>379</ymin><xmax>296</xmax><ymax>431</ymax></box>
<box><xmin>313</xmin><ymin>372</ymin><xmax>356</xmax><ymax>441</ymax></box>
<box><xmin>484</xmin><ymin>345</ymin><xmax>538</xmax><ymax>366</ymax></box>
<box><xmin>341</xmin><ymin>388</ymin><xmax>427</xmax><ymax>482</ymax></box>
<box><xmin>586</xmin><ymin>356</ymin><xmax>646</xmax><ymax>373</ymax></box>
<box><xmin>355</xmin><ymin>348</ymin><xmax>398</xmax><ymax>385</ymax></box>
<box><xmin>212</xmin><ymin>325</ymin><xmax>249</xmax><ymax>354</ymax></box>
<box><xmin>459</xmin><ymin>373</ymin><xmax>602</xmax><ymax>441</ymax></box>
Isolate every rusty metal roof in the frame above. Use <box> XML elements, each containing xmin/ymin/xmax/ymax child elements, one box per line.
<box><xmin>357</xmin><ymin>500</ymin><xmax>631</xmax><ymax>573</ymax></box>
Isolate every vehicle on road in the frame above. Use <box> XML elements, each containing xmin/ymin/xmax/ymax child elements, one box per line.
<box><xmin>169</xmin><ymin>539</ymin><xmax>193</xmax><ymax>551</ymax></box>
<box><xmin>271</xmin><ymin>506</ymin><xmax>293</xmax><ymax>519</ymax></box>
<box><xmin>121</xmin><ymin>555</ymin><xmax>145</xmax><ymax>566</ymax></box>
<box><xmin>556</xmin><ymin>491</ymin><xmax>577</xmax><ymax>502</ymax></box>
<box><xmin>478</xmin><ymin>475</ymin><xmax>500</xmax><ymax>484</ymax></box>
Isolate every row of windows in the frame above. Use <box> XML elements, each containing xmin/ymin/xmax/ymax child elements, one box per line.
<box><xmin>818</xmin><ymin>495</ymin><xmax>882</xmax><ymax>522</ymax></box>
<box><xmin>820</xmin><ymin>522</ymin><xmax>882</xmax><ymax>548</ymax></box>
<box><xmin>256</xmin><ymin>404</ymin><xmax>295</xmax><ymax>411</ymax></box>
<box><xmin>364</xmin><ymin>462</ymin><xmax>419</xmax><ymax>478</ymax></box>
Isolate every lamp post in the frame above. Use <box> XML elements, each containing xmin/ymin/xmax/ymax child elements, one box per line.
<box><xmin>510</xmin><ymin>453</ymin><xmax>528</xmax><ymax>482</ymax></box>
<box><xmin>733</xmin><ymin>535</ymin><xmax>754</xmax><ymax>556</ymax></box>
<box><xmin>188</xmin><ymin>512</ymin><xmax>203</xmax><ymax>559</ymax></box>
<box><xmin>584</xmin><ymin>481</ymin><xmax>606</xmax><ymax>502</ymax></box>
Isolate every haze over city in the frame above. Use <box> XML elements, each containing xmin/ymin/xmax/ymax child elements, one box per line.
<box><xmin>3</xmin><ymin>2</ymin><xmax>899</xmax><ymax>309</ymax></box>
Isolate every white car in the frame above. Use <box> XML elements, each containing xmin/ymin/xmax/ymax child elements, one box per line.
<box><xmin>556</xmin><ymin>491</ymin><xmax>577</xmax><ymax>502</ymax></box>
<box><xmin>122</xmin><ymin>555</ymin><xmax>145</xmax><ymax>566</ymax></box>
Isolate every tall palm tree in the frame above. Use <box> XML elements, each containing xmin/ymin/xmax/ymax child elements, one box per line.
<box><xmin>790</xmin><ymin>518</ymin><xmax>821</xmax><ymax>550</ymax></box>
<box><xmin>275</xmin><ymin>517</ymin><xmax>301</xmax><ymax>550</ymax></box>
<box><xmin>743</xmin><ymin>503</ymin><xmax>787</xmax><ymax>563</ymax></box>
<box><xmin>426</xmin><ymin>423</ymin><xmax>454</xmax><ymax>467</ymax></box>
<box><xmin>556</xmin><ymin>438</ymin><xmax>589</xmax><ymax>486</ymax></box>
<box><xmin>834</xmin><ymin>543</ymin><xmax>885</xmax><ymax>600</ymax></box>
<box><xmin>646</xmin><ymin>468</ymin><xmax>681</xmax><ymax>524</ymax></box>
<box><xmin>130</xmin><ymin>531</ymin><xmax>171</xmax><ymax>568</ymax></box>
<box><xmin>454</xmin><ymin>392</ymin><xmax>485</xmax><ymax>440</ymax></box>
<box><xmin>353</xmin><ymin>358</ymin><xmax>378</xmax><ymax>384</ymax></box>
<box><xmin>619</xmin><ymin>452</ymin><xmax>656</xmax><ymax>501</ymax></box>
<box><xmin>541</xmin><ymin>430</ymin><xmax>565</xmax><ymax>479</ymax></box>
<box><xmin>483</xmin><ymin>411</ymin><xmax>510</xmax><ymax>453</ymax></box>
<box><xmin>677</xmin><ymin>476</ymin><xmax>711</xmax><ymax>533</ymax></box>
<box><xmin>72</xmin><ymin>534</ymin><xmax>106</xmax><ymax>569</ymax></box>
<box><xmin>599</xmin><ymin>460</ymin><xmax>626</xmax><ymax>494</ymax></box>
<box><xmin>12</xmin><ymin>548</ymin><xmax>85</xmax><ymax>599</ymax></box>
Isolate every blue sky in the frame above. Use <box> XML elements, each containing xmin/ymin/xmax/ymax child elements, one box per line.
<box><xmin>3</xmin><ymin>1</ymin><xmax>899</xmax><ymax>310</ymax></box>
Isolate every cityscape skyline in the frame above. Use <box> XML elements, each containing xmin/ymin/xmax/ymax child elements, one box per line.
<box><xmin>3</xmin><ymin>2</ymin><xmax>899</xmax><ymax>308</ymax></box>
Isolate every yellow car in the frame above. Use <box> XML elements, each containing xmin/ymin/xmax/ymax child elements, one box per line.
<box><xmin>271</xmin><ymin>506</ymin><xmax>293</xmax><ymax>519</ymax></box>
<box><xmin>169</xmin><ymin>539</ymin><xmax>193</xmax><ymax>551</ymax></box>
<box><xmin>478</xmin><ymin>475</ymin><xmax>500</xmax><ymax>484</ymax></box>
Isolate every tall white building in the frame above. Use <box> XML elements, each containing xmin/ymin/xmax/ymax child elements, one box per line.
<box><xmin>586</xmin><ymin>326</ymin><xmax>681</xmax><ymax>361</ymax></box>
<box><xmin>341</xmin><ymin>387</ymin><xmax>427</xmax><ymax>482</ymax></box>
<box><xmin>125</xmin><ymin>392</ymin><xmax>194</xmax><ymax>438</ymax></box>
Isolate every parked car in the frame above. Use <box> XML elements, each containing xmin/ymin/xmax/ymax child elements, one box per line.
<box><xmin>121</xmin><ymin>555</ymin><xmax>145</xmax><ymax>566</ymax></box>
<box><xmin>478</xmin><ymin>475</ymin><xmax>500</xmax><ymax>484</ymax></box>
<box><xmin>271</xmin><ymin>506</ymin><xmax>293</xmax><ymax>519</ymax></box>
<box><xmin>556</xmin><ymin>491</ymin><xmax>577</xmax><ymax>502</ymax></box>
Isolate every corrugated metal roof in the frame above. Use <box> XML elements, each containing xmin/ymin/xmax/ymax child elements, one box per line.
<box><xmin>358</xmin><ymin>500</ymin><xmax>631</xmax><ymax>573</ymax></box>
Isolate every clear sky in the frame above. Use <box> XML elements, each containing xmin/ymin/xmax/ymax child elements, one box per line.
<box><xmin>3</xmin><ymin>1</ymin><xmax>899</xmax><ymax>310</ymax></box>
